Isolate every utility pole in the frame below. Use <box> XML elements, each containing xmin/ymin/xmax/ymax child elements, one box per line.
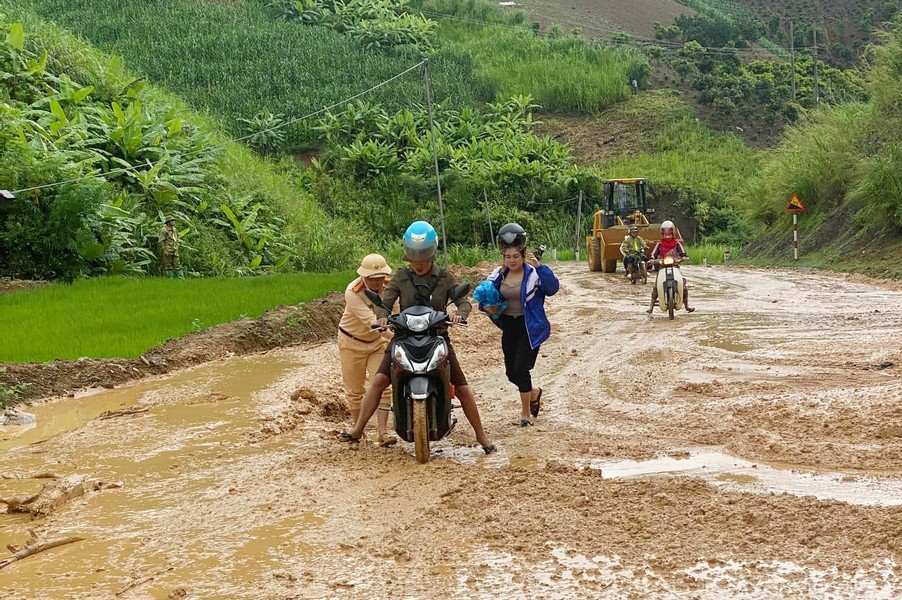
<box><xmin>812</xmin><ymin>25</ymin><xmax>820</xmax><ymax>109</ymax></box>
<box><xmin>574</xmin><ymin>190</ymin><xmax>583</xmax><ymax>261</ymax></box>
<box><xmin>483</xmin><ymin>188</ymin><xmax>494</xmax><ymax>245</ymax></box>
<box><xmin>423</xmin><ymin>59</ymin><xmax>448</xmax><ymax>269</ymax></box>
<box><xmin>789</xmin><ymin>20</ymin><xmax>796</xmax><ymax>102</ymax></box>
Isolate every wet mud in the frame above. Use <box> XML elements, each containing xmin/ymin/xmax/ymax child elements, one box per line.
<box><xmin>0</xmin><ymin>264</ymin><xmax>900</xmax><ymax>598</ymax></box>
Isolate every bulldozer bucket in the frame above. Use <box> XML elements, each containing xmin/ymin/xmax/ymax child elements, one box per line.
<box><xmin>596</xmin><ymin>223</ymin><xmax>681</xmax><ymax>273</ymax></box>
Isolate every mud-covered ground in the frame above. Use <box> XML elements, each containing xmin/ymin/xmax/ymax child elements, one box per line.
<box><xmin>0</xmin><ymin>264</ymin><xmax>900</xmax><ymax>599</ymax></box>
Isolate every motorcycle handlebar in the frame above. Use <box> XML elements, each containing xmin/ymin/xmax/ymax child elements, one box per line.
<box><xmin>370</xmin><ymin>318</ymin><xmax>467</xmax><ymax>330</ymax></box>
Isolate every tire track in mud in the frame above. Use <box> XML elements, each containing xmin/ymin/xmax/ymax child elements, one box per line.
<box><xmin>0</xmin><ymin>264</ymin><xmax>900</xmax><ymax>598</ymax></box>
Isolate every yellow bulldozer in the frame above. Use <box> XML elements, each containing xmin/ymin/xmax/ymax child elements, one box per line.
<box><xmin>586</xmin><ymin>178</ymin><xmax>680</xmax><ymax>273</ymax></box>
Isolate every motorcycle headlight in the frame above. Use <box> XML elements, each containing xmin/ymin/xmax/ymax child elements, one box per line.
<box><xmin>392</xmin><ymin>345</ymin><xmax>414</xmax><ymax>371</ymax></box>
<box><xmin>425</xmin><ymin>340</ymin><xmax>448</xmax><ymax>372</ymax></box>
<box><xmin>405</xmin><ymin>313</ymin><xmax>431</xmax><ymax>333</ymax></box>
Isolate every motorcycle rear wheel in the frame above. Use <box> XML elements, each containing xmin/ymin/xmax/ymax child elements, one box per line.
<box><xmin>413</xmin><ymin>398</ymin><xmax>430</xmax><ymax>463</ymax></box>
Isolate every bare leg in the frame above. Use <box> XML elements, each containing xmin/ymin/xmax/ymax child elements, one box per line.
<box><xmin>348</xmin><ymin>373</ymin><xmax>390</xmax><ymax>439</ymax></box>
<box><xmin>376</xmin><ymin>407</ymin><xmax>390</xmax><ymax>437</ymax></box>
<box><xmin>646</xmin><ymin>290</ymin><xmax>657</xmax><ymax>314</ymax></box>
<box><xmin>455</xmin><ymin>385</ymin><xmax>492</xmax><ymax>448</ymax></box>
<box><xmin>349</xmin><ymin>409</ymin><xmax>359</xmax><ymax>427</ymax></box>
<box><xmin>684</xmin><ymin>289</ymin><xmax>695</xmax><ymax>312</ymax></box>
<box><xmin>520</xmin><ymin>391</ymin><xmax>532</xmax><ymax>421</ymax></box>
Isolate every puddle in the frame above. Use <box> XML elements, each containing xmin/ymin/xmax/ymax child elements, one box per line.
<box><xmin>697</xmin><ymin>331</ymin><xmax>755</xmax><ymax>353</ymax></box>
<box><xmin>592</xmin><ymin>450</ymin><xmax>902</xmax><ymax>507</ymax></box>
<box><xmin>0</xmin><ymin>350</ymin><xmax>306</xmax><ymax>598</ymax></box>
<box><xmin>0</xmin><ymin>353</ymin><xmax>298</xmax><ymax>452</ymax></box>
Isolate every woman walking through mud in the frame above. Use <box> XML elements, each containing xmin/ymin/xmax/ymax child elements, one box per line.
<box><xmin>481</xmin><ymin>223</ymin><xmax>559</xmax><ymax>427</ymax></box>
<box><xmin>337</xmin><ymin>254</ymin><xmax>396</xmax><ymax>446</ymax></box>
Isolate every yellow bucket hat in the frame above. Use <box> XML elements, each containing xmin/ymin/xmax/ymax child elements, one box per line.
<box><xmin>357</xmin><ymin>253</ymin><xmax>392</xmax><ymax>278</ymax></box>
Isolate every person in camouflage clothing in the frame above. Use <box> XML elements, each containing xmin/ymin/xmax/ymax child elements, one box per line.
<box><xmin>158</xmin><ymin>216</ymin><xmax>184</xmax><ymax>279</ymax></box>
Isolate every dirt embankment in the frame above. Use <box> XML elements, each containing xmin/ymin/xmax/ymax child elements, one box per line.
<box><xmin>0</xmin><ymin>280</ymin><xmax>48</xmax><ymax>295</ymax></box>
<box><xmin>0</xmin><ymin>293</ymin><xmax>345</xmax><ymax>402</ymax></box>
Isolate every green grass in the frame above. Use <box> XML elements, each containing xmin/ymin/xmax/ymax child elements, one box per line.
<box><xmin>439</xmin><ymin>23</ymin><xmax>648</xmax><ymax>112</ymax></box>
<box><xmin>0</xmin><ymin>273</ymin><xmax>353</xmax><ymax>363</ymax></box>
<box><xmin>685</xmin><ymin>243</ymin><xmax>732</xmax><ymax>265</ymax></box>
<box><xmin>13</xmin><ymin>0</ymin><xmax>482</xmax><ymax>148</ymax></box>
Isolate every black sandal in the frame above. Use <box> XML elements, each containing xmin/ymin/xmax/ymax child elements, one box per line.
<box><xmin>336</xmin><ymin>431</ymin><xmax>361</xmax><ymax>443</ymax></box>
<box><xmin>529</xmin><ymin>388</ymin><xmax>542</xmax><ymax>418</ymax></box>
<box><xmin>482</xmin><ymin>444</ymin><xmax>497</xmax><ymax>455</ymax></box>
<box><xmin>519</xmin><ymin>419</ymin><xmax>533</xmax><ymax>428</ymax></box>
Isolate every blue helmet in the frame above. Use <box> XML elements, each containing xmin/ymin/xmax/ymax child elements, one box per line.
<box><xmin>402</xmin><ymin>221</ymin><xmax>438</xmax><ymax>261</ymax></box>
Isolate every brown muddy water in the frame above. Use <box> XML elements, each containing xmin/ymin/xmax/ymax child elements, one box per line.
<box><xmin>1</xmin><ymin>264</ymin><xmax>900</xmax><ymax>599</ymax></box>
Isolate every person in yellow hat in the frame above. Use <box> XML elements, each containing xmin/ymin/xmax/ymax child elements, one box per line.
<box><xmin>337</xmin><ymin>254</ymin><xmax>396</xmax><ymax>446</ymax></box>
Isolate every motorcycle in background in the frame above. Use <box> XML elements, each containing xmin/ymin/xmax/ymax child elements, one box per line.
<box><xmin>653</xmin><ymin>255</ymin><xmax>684</xmax><ymax>319</ymax></box>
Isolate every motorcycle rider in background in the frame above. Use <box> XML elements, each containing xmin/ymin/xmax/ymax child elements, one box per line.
<box><xmin>646</xmin><ymin>220</ymin><xmax>696</xmax><ymax>314</ymax></box>
<box><xmin>620</xmin><ymin>225</ymin><xmax>648</xmax><ymax>279</ymax></box>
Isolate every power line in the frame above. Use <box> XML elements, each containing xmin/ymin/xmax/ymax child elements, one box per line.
<box><xmin>5</xmin><ymin>59</ymin><xmax>427</xmax><ymax>196</ymax></box>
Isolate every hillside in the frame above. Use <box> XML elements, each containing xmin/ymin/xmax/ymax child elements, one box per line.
<box><xmin>738</xmin><ymin>18</ymin><xmax>902</xmax><ymax>277</ymax></box>
<box><xmin>734</xmin><ymin>0</ymin><xmax>898</xmax><ymax>64</ymax></box>
<box><xmin>506</xmin><ymin>0</ymin><xmax>694</xmax><ymax>39</ymax></box>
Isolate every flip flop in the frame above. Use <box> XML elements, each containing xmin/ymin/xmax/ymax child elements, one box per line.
<box><xmin>378</xmin><ymin>433</ymin><xmax>398</xmax><ymax>447</ymax></box>
<box><xmin>519</xmin><ymin>419</ymin><xmax>533</xmax><ymax>428</ymax></box>
<box><xmin>529</xmin><ymin>388</ymin><xmax>542</xmax><ymax>418</ymax></box>
<box><xmin>482</xmin><ymin>444</ymin><xmax>497</xmax><ymax>455</ymax></box>
<box><xmin>336</xmin><ymin>431</ymin><xmax>361</xmax><ymax>443</ymax></box>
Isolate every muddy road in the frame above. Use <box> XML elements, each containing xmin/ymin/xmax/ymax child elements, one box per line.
<box><xmin>1</xmin><ymin>263</ymin><xmax>900</xmax><ymax>599</ymax></box>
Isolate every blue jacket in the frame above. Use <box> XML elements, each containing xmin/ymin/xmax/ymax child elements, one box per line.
<box><xmin>486</xmin><ymin>263</ymin><xmax>559</xmax><ymax>349</ymax></box>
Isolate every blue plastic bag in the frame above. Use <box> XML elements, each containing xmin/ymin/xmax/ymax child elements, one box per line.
<box><xmin>473</xmin><ymin>280</ymin><xmax>506</xmax><ymax>321</ymax></box>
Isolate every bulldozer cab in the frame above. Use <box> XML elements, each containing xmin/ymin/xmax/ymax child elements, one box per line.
<box><xmin>586</xmin><ymin>178</ymin><xmax>679</xmax><ymax>273</ymax></box>
<box><xmin>601</xmin><ymin>178</ymin><xmax>654</xmax><ymax>228</ymax></box>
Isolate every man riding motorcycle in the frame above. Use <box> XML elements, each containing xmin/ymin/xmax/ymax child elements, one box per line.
<box><xmin>337</xmin><ymin>221</ymin><xmax>496</xmax><ymax>454</ymax></box>
<box><xmin>646</xmin><ymin>220</ymin><xmax>695</xmax><ymax>314</ymax></box>
<box><xmin>620</xmin><ymin>225</ymin><xmax>648</xmax><ymax>278</ymax></box>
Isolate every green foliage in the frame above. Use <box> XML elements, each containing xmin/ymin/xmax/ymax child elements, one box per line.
<box><xmin>0</xmin><ymin>272</ymin><xmax>353</xmax><ymax>362</ymax></box>
<box><xmin>0</xmin><ymin>381</ymin><xmax>30</xmax><ymax>409</ymax></box>
<box><xmin>270</xmin><ymin>0</ymin><xmax>437</xmax><ymax>51</ymax></box>
<box><xmin>685</xmin><ymin>243</ymin><xmax>732</xmax><ymax>264</ymax></box>
<box><xmin>744</xmin><ymin>20</ymin><xmax>902</xmax><ymax>262</ymax></box>
<box><xmin>16</xmin><ymin>0</ymin><xmax>481</xmax><ymax>149</ymax></box>
<box><xmin>590</xmin><ymin>92</ymin><xmax>759</xmax><ymax>243</ymax></box>
<box><xmin>438</xmin><ymin>22</ymin><xmax>650</xmax><ymax>112</ymax></box>
<box><xmin>239</xmin><ymin>111</ymin><xmax>287</xmax><ymax>157</ymax></box>
<box><xmin>308</xmin><ymin>95</ymin><xmax>580</xmax><ymax>244</ymax></box>
<box><xmin>0</xmin><ymin>13</ymin><xmax>361</xmax><ymax>279</ymax></box>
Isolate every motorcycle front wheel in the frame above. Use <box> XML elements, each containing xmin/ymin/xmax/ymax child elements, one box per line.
<box><xmin>413</xmin><ymin>398</ymin><xmax>430</xmax><ymax>463</ymax></box>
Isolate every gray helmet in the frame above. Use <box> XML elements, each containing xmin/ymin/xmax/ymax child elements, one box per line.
<box><xmin>496</xmin><ymin>222</ymin><xmax>527</xmax><ymax>251</ymax></box>
<box><xmin>629</xmin><ymin>226</ymin><xmax>639</xmax><ymax>233</ymax></box>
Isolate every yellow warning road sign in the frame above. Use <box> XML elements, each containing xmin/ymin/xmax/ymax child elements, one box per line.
<box><xmin>786</xmin><ymin>194</ymin><xmax>805</xmax><ymax>212</ymax></box>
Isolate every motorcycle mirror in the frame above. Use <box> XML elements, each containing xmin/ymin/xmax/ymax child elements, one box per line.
<box><xmin>364</xmin><ymin>289</ymin><xmax>384</xmax><ymax>307</ymax></box>
<box><xmin>448</xmin><ymin>283</ymin><xmax>471</xmax><ymax>303</ymax></box>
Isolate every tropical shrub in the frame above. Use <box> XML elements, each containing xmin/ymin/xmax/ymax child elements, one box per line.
<box><xmin>269</xmin><ymin>0</ymin><xmax>437</xmax><ymax>51</ymax></box>
<box><xmin>0</xmin><ymin>15</ymin><xmax>357</xmax><ymax>279</ymax></box>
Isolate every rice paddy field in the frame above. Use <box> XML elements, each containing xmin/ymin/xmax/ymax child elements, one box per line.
<box><xmin>0</xmin><ymin>272</ymin><xmax>352</xmax><ymax>362</ymax></box>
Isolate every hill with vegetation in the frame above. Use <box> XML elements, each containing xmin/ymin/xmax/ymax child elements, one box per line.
<box><xmin>3</xmin><ymin>0</ymin><xmax>901</xmax><ymax>283</ymax></box>
<box><xmin>0</xmin><ymin>10</ymin><xmax>366</xmax><ymax>281</ymax></box>
<box><xmin>738</xmin><ymin>20</ymin><xmax>902</xmax><ymax>277</ymax></box>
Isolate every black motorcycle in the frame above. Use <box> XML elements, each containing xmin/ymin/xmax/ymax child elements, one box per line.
<box><xmin>366</xmin><ymin>284</ymin><xmax>470</xmax><ymax>463</ymax></box>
